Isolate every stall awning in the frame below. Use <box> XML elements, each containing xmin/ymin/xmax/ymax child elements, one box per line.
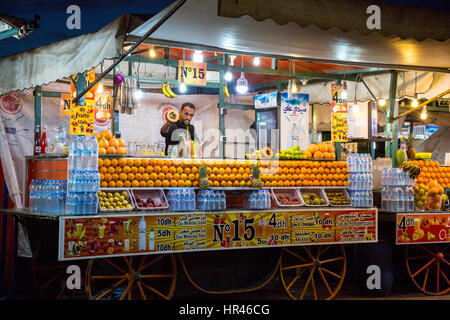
<box><xmin>129</xmin><ymin>0</ymin><xmax>450</xmax><ymax>72</ymax></box>
<box><xmin>0</xmin><ymin>15</ymin><xmax>148</xmax><ymax>95</ymax></box>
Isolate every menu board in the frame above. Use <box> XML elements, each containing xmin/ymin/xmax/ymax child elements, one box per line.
<box><xmin>59</xmin><ymin>208</ymin><xmax>377</xmax><ymax>260</ymax></box>
<box><xmin>331</xmin><ymin>84</ymin><xmax>348</xmax><ymax>142</ymax></box>
<box><xmin>396</xmin><ymin>212</ymin><xmax>450</xmax><ymax>244</ymax></box>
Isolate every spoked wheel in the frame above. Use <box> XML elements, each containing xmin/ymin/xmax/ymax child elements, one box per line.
<box><xmin>405</xmin><ymin>244</ymin><xmax>449</xmax><ymax>295</ymax></box>
<box><xmin>32</xmin><ymin>243</ymin><xmax>87</xmax><ymax>300</ymax></box>
<box><xmin>280</xmin><ymin>245</ymin><xmax>346</xmax><ymax>300</ymax></box>
<box><xmin>86</xmin><ymin>254</ymin><xmax>177</xmax><ymax>300</ymax></box>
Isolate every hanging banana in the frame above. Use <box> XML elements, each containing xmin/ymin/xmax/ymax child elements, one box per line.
<box><xmin>165</xmin><ymin>82</ymin><xmax>177</xmax><ymax>98</ymax></box>
<box><xmin>161</xmin><ymin>83</ymin><xmax>171</xmax><ymax>98</ymax></box>
<box><xmin>223</xmin><ymin>83</ymin><xmax>230</xmax><ymax>98</ymax></box>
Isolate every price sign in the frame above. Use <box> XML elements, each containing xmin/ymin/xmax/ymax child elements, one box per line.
<box><xmin>178</xmin><ymin>60</ymin><xmax>207</xmax><ymax>86</ymax></box>
<box><xmin>60</xmin><ymin>93</ymin><xmax>71</xmax><ymax>116</ymax></box>
<box><xmin>331</xmin><ymin>84</ymin><xmax>348</xmax><ymax>142</ymax></box>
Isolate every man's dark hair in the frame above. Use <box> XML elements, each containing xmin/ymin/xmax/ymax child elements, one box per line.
<box><xmin>181</xmin><ymin>102</ymin><xmax>195</xmax><ymax>111</ymax></box>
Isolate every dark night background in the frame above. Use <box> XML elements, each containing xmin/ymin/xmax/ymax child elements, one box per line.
<box><xmin>0</xmin><ymin>0</ymin><xmax>449</xmax><ymax>58</ymax></box>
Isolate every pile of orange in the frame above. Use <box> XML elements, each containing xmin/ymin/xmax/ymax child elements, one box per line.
<box><xmin>412</xmin><ymin>160</ymin><xmax>450</xmax><ymax>189</ymax></box>
<box><xmin>99</xmin><ymin>158</ymin><xmax>200</xmax><ymax>188</ymax></box>
<box><xmin>95</xmin><ymin>130</ymin><xmax>128</xmax><ymax>155</ymax></box>
<box><xmin>303</xmin><ymin>143</ymin><xmax>336</xmax><ymax>160</ymax></box>
<box><xmin>98</xmin><ymin>157</ymin><xmax>348</xmax><ymax>189</ymax></box>
<box><xmin>260</xmin><ymin>160</ymin><xmax>347</xmax><ymax>187</ymax></box>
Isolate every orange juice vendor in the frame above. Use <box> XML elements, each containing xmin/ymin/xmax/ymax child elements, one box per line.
<box><xmin>160</xmin><ymin>102</ymin><xmax>196</xmax><ymax>155</ymax></box>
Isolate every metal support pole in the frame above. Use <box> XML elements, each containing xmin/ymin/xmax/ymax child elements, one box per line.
<box><xmin>334</xmin><ymin>80</ymin><xmax>342</xmax><ymax>161</ymax></box>
<box><xmin>386</xmin><ymin>71</ymin><xmax>398</xmax><ymax>166</ymax></box>
<box><xmin>219</xmin><ymin>69</ymin><xmax>226</xmax><ymax>159</ymax></box>
<box><xmin>34</xmin><ymin>86</ymin><xmax>42</xmax><ymax>132</ymax></box>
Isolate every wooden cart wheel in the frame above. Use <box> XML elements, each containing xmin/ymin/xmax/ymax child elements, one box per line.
<box><xmin>280</xmin><ymin>245</ymin><xmax>346</xmax><ymax>300</ymax></box>
<box><xmin>405</xmin><ymin>244</ymin><xmax>449</xmax><ymax>295</ymax></box>
<box><xmin>32</xmin><ymin>243</ymin><xmax>87</xmax><ymax>300</ymax></box>
<box><xmin>86</xmin><ymin>254</ymin><xmax>177</xmax><ymax>300</ymax></box>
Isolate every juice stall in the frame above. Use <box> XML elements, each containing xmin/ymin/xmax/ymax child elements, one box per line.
<box><xmin>0</xmin><ymin>0</ymin><xmax>449</xmax><ymax>300</ymax></box>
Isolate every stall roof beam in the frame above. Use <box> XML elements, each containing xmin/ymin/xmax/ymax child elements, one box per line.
<box><xmin>124</xmin><ymin>56</ymin><xmax>354</xmax><ymax>81</ymax></box>
<box><xmin>393</xmin><ymin>89</ymin><xmax>450</xmax><ymax>121</ymax></box>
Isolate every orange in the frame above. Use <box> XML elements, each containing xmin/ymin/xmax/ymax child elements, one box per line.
<box><xmin>99</xmin><ymin>173</ymin><xmax>105</xmax><ymax>181</ymax></box>
<box><xmin>278</xmin><ymin>181</ymin><xmax>284</xmax><ymax>187</ymax></box>
<box><xmin>163</xmin><ymin>160</ymin><xmax>172</xmax><ymax>167</ymax></box>
<box><xmin>101</xmin><ymin>129</ymin><xmax>113</xmax><ymax>140</ymax></box>
<box><xmin>318</xmin><ymin>144</ymin><xmax>328</xmax><ymax>153</ymax></box>
<box><xmin>115</xmin><ymin>166</ymin><xmax>122</xmax><ymax>174</ymax></box>
<box><xmin>99</xmin><ymin>166</ymin><xmax>108</xmax><ymax>174</ymax></box>
<box><xmin>138</xmin><ymin>166</ymin><xmax>145</xmax><ymax>174</ymax></box>
<box><xmin>233</xmin><ymin>180</ymin><xmax>240</xmax><ymax>187</ymax></box>
<box><xmin>173</xmin><ymin>173</ymin><xmax>181</xmax><ymax>181</ymax></box>
<box><xmin>130</xmin><ymin>166</ymin><xmax>138</xmax><ymax>174</ymax></box>
<box><xmin>188</xmin><ymin>173</ymin><xmax>196</xmax><ymax>181</ymax></box>
<box><xmin>123</xmin><ymin>166</ymin><xmax>131</xmax><ymax>174</ymax></box>
<box><xmin>100</xmin><ymin>181</ymin><xmax>108</xmax><ymax>188</ymax></box>
<box><xmin>108</xmin><ymin>138</ymin><xmax>119</xmax><ymax>149</ymax></box>
<box><xmin>107</xmin><ymin>167</ymin><xmax>115</xmax><ymax>174</ymax></box>
<box><xmin>184</xmin><ymin>167</ymin><xmax>191</xmax><ymax>175</ymax></box>
<box><xmin>185</xmin><ymin>180</ymin><xmax>193</xmax><ymax>187</ymax></box>
<box><xmin>296</xmin><ymin>180</ymin><xmax>303</xmax><ymax>187</ymax></box>
<box><xmin>307</xmin><ymin>144</ymin><xmax>318</xmax><ymax>154</ymax></box>
<box><xmin>98</xmin><ymin>158</ymin><xmax>104</xmax><ymax>167</ymax></box>
<box><xmin>157</xmin><ymin>173</ymin><xmax>165</xmax><ymax>181</ymax></box>
<box><xmin>104</xmin><ymin>174</ymin><xmax>112</xmax><ymax>182</ymax></box>
<box><xmin>103</xmin><ymin>159</ymin><xmax>111</xmax><ymax>167</ymax></box>
<box><xmin>131</xmin><ymin>180</ymin><xmax>139</xmax><ymax>188</ymax></box>
<box><xmin>155</xmin><ymin>159</ymin><xmax>163</xmax><ymax>167</ymax></box>
<box><xmin>119</xmin><ymin>173</ymin><xmax>127</xmax><ymax>181</ymax></box>
<box><xmin>162</xmin><ymin>166</ymin><xmax>169</xmax><ymax>173</ymax></box>
<box><xmin>127</xmin><ymin>173</ymin><xmax>135</xmax><ymax>181</ymax></box>
<box><xmin>135</xmin><ymin>173</ymin><xmax>142</xmax><ymax>181</ymax></box>
<box><xmin>304</xmin><ymin>151</ymin><xmax>312</xmax><ymax>159</ymax></box>
<box><xmin>116</xmin><ymin>181</ymin><xmax>124</xmax><ymax>188</ymax></box>
<box><xmin>154</xmin><ymin>180</ymin><xmax>162</xmax><ymax>187</ymax></box>
<box><xmin>98</xmin><ymin>137</ymin><xmax>109</xmax><ymax>149</ymax></box>
<box><xmin>177</xmin><ymin>167</ymin><xmax>184</xmax><ymax>175</ymax></box>
<box><xmin>153</xmin><ymin>166</ymin><xmax>161</xmax><ymax>174</ymax></box>
<box><xmin>145</xmin><ymin>166</ymin><xmax>153</xmax><ymax>174</ymax></box>
<box><xmin>314</xmin><ymin>151</ymin><xmax>323</xmax><ymax>159</ymax></box>
<box><xmin>106</xmin><ymin>146</ymin><xmax>116</xmax><ymax>154</ymax></box>
<box><xmin>138</xmin><ymin>181</ymin><xmax>146</xmax><ymax>187</ymax></box>
<box><xmin>177</xmin><ymin>180</ymin><xmax>186</xmax><ymax>187</ymax></box>
<box><xmin>108</xmin><ymin>181</ymin><xmax>116</xmax><ymax>188</ymax></box>
<box><xmin>124</xmin><ymin>181</ymin><xmax>132</xmax><ymax>187</ymax></box>
<box><xmin>98</xmin><ymin>147</ymin><xmax>107</xmax><ymax>155</ymax></box>
<box><xmin>165</xmin><ymin>173</ymin><xmax>173</xmax><ymax>181</ymax></box>
<box><xmin>193</xmin><ymin>181</ymin><xmax>199</xmax><ymax>187</ymax></box>
<box><xmin>170</xmin><ymin>180</ymin><xmax>178</xmax><ymax>187</ymax></box>
<box><xmin>111</xmin><ymin>173</ymin><xmax>119</xmax><ymax>181</ymax></box>
<box><xmin>162</xmin><ymin>180</ymin><xmax>170</xmax><ymax>188</ymax></box>
<box><xmin>169</xmin><ymin>166</ymin><xmax>177</xmax><ymax>174</ymax></box>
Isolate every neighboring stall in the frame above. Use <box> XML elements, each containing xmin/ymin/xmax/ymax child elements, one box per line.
<box><xmin>0</xmin><ymin>0</ymin><xmax>449</xmax><ymax>300</ymax></box>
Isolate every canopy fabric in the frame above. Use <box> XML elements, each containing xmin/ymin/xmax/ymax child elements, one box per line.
<box><xmin>129</xmin><ymin>0</ymin><xmax>450</xmax><ymax>72</ymax></box>
<box><xmin>218</xmin><ymin>0</ymin><xmax>450</xmax><ymax>42</ymax></box>
<box><xmin>0</xmin><ymin>14</ymin><xmax>144</xmax><ymax>95</ymax></box>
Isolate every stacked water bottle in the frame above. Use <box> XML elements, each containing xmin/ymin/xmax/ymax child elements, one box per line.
<box><xmin>29</xmin><ymin>180</ymin><xmax>67</xmax><ymax>214</ymax></box>
<box><xmin>246</xmin><ymin>190</ymin><xmax>271</xmax><ymax>210</ymax></box>
<box><xmin>197</xmin><ymin>190</ymin><xmax>226</xmax><ymax>211</ymax></box>
<box><xmin>66</xmin><ymin>135</ymin><xmax>100</xmax><ymax>215</ymax></box>
<box><xmin>167</xmin><ymin>189</ymin><xmax>196</xmax><ymax>211</ymax></box>
<box><xmin>347</xmin><ymin>153</ymin><xmax>373</xmax><ymax>208</ymax></box>
<box><xmin>381</xmin><ymin>168</ymin><xmax>415</xmax><ymax>212</ymax></box>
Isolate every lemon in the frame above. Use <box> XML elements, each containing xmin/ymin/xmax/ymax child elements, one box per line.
<box><xmin>416</xmin><ymin>200</ymin><xmax>424</xmax><ymax>208</ymax></box>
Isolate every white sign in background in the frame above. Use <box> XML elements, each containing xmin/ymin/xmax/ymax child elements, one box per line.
<box><xmin>280</xmin><ymin>93</ymin><xmax>310</xmax><ymax>151</ymax></box>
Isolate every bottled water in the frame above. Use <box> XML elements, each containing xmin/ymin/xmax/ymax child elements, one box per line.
<box><xmin>87</xmin><ymin>136</ymin><xmax>99</xmax><ymax>171</ymax></box>
<box><xmin>197</xmin><ymin>191</ymin><xmax>205</xmax><ymax>210</ymax></box>
<box><xmin>347</xmin><ymin>153</ymin><xmax>373</xmax><ymax>208</ymax></box>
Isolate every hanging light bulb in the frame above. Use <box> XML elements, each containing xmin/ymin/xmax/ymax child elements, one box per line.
<box><xmin>378</xmin><ymin>98</ymin><xmax>386</xmax><ymax>106</ymax></box>
<box><xmin>149</xmin><ymin>46</ymin><xmax>156</xmax><ymax>58</ymax></box>
<box><xmin>420</xmin><ymin>106</ymin><xmax>427</xmax><ymax>120</ymax></box>
<box><xmin>179</xmin><ymin>75</ymin><xmax>187</xmax><ymax>93</ymax></box>
<box><xmin>412</xmin><ymin>93</ymin><xmax>419</xmax><ymax>108</ymax></box>
<box><xmin>291</xmin><ymin>80</ymin><xmax>298</xmax><ymax>93</ymax></box>
<box><xmin>341</xmin><ymin>81</ymin><xmax>348</xmax><ymax>100</ymax></box>
<box><xmin>236</xmin><ymin>72</ymin><xmax>248</xmax><ymax>94</ymax></box>
<box><xmin>253</xmin><ymin>56</ymin><xmax>260</xmax><ymax>66</ymax></box>
<box><xmin>224</xmin><ymin>70</ymin><xmax>232</xmax><ymax>81</ymax></box>
<box><xmin>193</xmin><ymin>50</ymin><xmax>203</xmax><ymax>63</ymax></box>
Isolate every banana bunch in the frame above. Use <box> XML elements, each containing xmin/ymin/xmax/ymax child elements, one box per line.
<box><xmin>162</xmin><ymin>82</ymin><xmax>176</xmax><ymax>98</ymax></box>
<box><xmin>223</xmin><ymin>83</ymin><xmax>230</xmax><ymax>98</ymax></box>
<box><xmin>400</xmin><ymin>161</ymin><xmax>421</xmax><ymax>179</ymax></box>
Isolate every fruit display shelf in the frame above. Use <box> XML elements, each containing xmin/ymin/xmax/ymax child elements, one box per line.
<box><xmin>299</xmin><ymin>187</ymin><xmax>329</xmax><ymax>207</ymax></box>
<box><xmin>324</xmin><ymin>187</ymin><xmax>352</xmax><ymax>207</ymax></box>
<box><xmin>271</xmin><ymin>188</ymin><xmax>305</xmax><ymax>207</ymax></box>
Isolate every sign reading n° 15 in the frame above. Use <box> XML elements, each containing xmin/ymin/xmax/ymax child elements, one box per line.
<box><xmin>178</xmin><ymin>60</ymin><xmax>207</xmax><ymax>86</ymax></box>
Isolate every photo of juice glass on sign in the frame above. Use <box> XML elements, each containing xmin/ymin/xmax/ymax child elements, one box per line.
<box><xmin>98</xmin><ymin>225</ymin><xmax>105</xmax><ymax>238</ymax></box>
<box><xmin>124</xmin><ymin>219</ymin><xmax>131</xmax><ymax>235</ymax></box>
<box><xmin>124</xmin><ymin>238</ymin><xmax>130</xmax><ymax>252</ymax></box>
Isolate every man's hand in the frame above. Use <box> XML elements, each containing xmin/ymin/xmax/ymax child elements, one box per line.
<box><xmin>161</xmin><ymin>122</ymin><xmax>172</xmax><ymax>134</ymax></box>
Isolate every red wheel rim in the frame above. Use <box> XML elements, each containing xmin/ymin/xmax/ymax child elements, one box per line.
<box><xmin>405</xmin><ymin>244</ymin><xmax>449</xmax><ymax>295</ymax></box>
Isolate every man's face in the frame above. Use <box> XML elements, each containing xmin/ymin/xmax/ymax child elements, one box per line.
<box><xmin>180</xmin><ymin>106</ymin><xmax>195</xmax><ymax>126</ymax></box>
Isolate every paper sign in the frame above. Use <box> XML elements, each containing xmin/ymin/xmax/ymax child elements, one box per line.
<box><xmin>178</xmin><ymin>60</ymin><xmax>207</xmax><ymax>86</ymax></box>
<box><xmin>280</xmin><ymin>93</ymin><xmax>310</xmax><ymax>151</ymax></box>
<box><xmin>95</xmin><ymin>89</ymin><xmax>112</xmax><ymax>121</ymax></box>
<box><xmin>331</xmin><ymin>84</ymin><xmax>348</xmax><ymax>142</ymax></box>
<box><xmin>59</xmin><ymin>208</ymin><xmax>377</xmax><ymax>260</ymax></box>
<box><xmin>60</xmin><ymin>93</ymin><xmax>71</xmax><ymax>116</ymax></box>
<box><xmin>396</xmin><ymin>213</ymin><xmax>450</xmax><ymax>244</ymax></box>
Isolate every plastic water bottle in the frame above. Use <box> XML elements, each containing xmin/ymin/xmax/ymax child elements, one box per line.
<box><xmin>190</xmin><ymin>190</ymin><xmax>196</xmax><ymax>211</ymax></box>
<box><xmin>197</xmin><ymin>191</ymin><xmax>204</xmax><ymax>210</ymax></box>
<box><xmin>265</xmin><ymin>190</ymin><xmax>271</xmax><ymax>209</ymax></box>
<box><xmin>221</xmin><ymin>191</ymin><xmax>226</xmax><ymax>210</ymax></box>
<box><xmin>88</xmin><ymin>136</ymin><xmax>99</xmax><ymax>171</ymax></box>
